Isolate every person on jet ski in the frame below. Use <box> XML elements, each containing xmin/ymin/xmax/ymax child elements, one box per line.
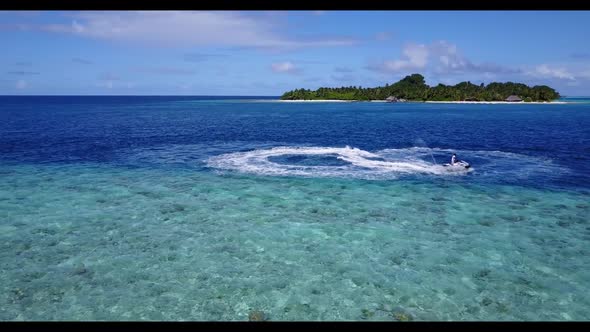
<box><xmin>451</xmin><ymin>153</ymin><xmax>458</xmax><ymax>165</ymax></box>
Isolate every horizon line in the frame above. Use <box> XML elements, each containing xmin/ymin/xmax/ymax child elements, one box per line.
<box><xmin>0</xmin><ymin>95</ymin><xmax>282</xmax><ymax>97</ymax></box>
<box><xmin>1</xmin><ymin>95</ymin><xmax>588</xmax><ymax>98</ymax></box>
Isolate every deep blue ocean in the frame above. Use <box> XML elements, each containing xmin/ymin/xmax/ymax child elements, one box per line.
<box><xmin>1</xmin><ymin>96</ymin><xmax>589</xmax><ymax>321</ymax></box>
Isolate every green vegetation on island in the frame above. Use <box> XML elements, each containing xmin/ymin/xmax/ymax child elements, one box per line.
<box><xmin>280</xmin><ymin>74</ymin><xmax>560</xmax><ymax>102</ymax></box>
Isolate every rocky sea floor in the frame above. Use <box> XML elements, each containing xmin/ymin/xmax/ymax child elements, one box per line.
<box><xmin>1</xmin><ymin>164</ymin><xmax>589</xmax><ymax>321</ymax></box>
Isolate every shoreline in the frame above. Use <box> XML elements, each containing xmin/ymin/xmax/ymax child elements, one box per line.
<box><xmin>277</xmin><ymin>99</ymin><xmax>355</xmax><ymax>103</ymax></box>
<box><xmin>277</xmin><ymin>99</ymin><xmax>568</xmax><ymax>104</ymax></box>
<box><xmin>424</xmin><ymin>100</ymin><xmax>568</xmax><ymax>104</ymax></box>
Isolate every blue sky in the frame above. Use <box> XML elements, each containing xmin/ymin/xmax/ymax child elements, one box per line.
<box><xmin>1</xmin><ymin>10</ymin><xmax>589</xmax><ymax>96</ymax></box>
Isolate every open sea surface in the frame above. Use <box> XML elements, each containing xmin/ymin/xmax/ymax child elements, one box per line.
<box><xmin>1</xmin><ymin>96</ymin><xmax>589</xmax><ymax>321</ymax></box>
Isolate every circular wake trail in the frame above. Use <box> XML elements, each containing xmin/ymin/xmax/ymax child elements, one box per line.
<box><xmin>206</xmin><ymin>146</ymin><xmax>470</xmax><ymax>179</ymax></box>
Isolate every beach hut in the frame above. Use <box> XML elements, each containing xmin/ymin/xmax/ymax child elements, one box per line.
<box><xmin>505</xmin><ymin>95</ymin><xmax>523</xmax><ymax>102</ymax></box>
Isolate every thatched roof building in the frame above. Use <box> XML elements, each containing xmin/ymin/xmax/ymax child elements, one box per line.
<box><xmin>505</xmin><ymin>95</ymin><xmax>523</xmax><ymax>102</ymax></box>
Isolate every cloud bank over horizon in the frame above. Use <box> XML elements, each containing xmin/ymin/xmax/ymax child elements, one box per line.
<box><xmin>1</xmin><ymin>11</ymin><xmax>589</xmax><ymax>95</ymax></box>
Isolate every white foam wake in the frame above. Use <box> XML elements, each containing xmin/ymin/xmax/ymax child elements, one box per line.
<box><xmin>206</xmin><ymin>146</ymin><xmax>469</xmax><ymax>179</ymax></box>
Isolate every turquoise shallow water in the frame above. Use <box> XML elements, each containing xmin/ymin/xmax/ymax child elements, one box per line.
<box><xmin>1</xmin><ymin>96</ymin><xmax>589</xmax><ymax>321</ymax></box>
<box><xmin>1</xmin><ymin>163</ymin><xmax>589</xmax><ymax>321</ymax></box>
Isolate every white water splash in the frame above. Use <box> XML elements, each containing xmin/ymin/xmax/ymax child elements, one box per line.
<box><xmin>206</xmin><ymin>146</ymin><xmax>471</xmax><ymax>179</ymax></box>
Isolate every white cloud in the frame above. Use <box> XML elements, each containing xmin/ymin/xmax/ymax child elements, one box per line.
<box><xmin>38</xmin><ymin>11</ymin><xmax>356</xmax><ymax>50</ymax></box>
<box><xmin>368</xmin><ymin>40</ymin><xmax>518</xmax><ymax>76</ymax></box>
<box><xmin>271</xmin><ymin>61</ymin><xmax>301</xmax><ymax>74</ymax></box>
<box><xmin>430</xmin><ymin>41</ymin><xmax>519</xmax><ymax>75</ymax></box>
<box><xmin>378</xmin><ymin>43</ymin><xmax>429</xmax><ymax>72</ymax></box>
<box><xmin>430</xmin><ymin>40</ymin><xmax>463</xmax><ymax>72</ymax></box>
<box><xmin>528</xmin><ymin>64</ymin><xmax>575</xmax><ymax>80</ymax></box>
<box><xmin>15</xmin><ymin>79</ymin><xmax>27</xmax><ymax>89</ymax></box>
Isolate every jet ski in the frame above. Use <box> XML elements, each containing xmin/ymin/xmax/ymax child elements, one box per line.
<box><xmin>443</xmin><ymin>160</ymin><xmax>470</xmax><ymax>169</ymax></box>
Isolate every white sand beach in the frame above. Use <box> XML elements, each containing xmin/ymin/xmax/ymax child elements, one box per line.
<box><xmin>277</xmin><ymin>99</ymin><xmax>355</xmax><ymax>103</ymax></box>
<box><xmin>424</xmin><ymin>101</ymin><xmax>568</xmax><ymax>104</ymax></box>
<box><xmin>277</xmin><ymin>99</ymin><xmax>568</xmax><ymax>104</ymax></box>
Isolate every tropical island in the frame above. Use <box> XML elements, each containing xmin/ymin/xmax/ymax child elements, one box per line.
<box><xmin>280</xmin><ymin>74</ymin><xmax>560</xmax><ymax>102</ymax></box>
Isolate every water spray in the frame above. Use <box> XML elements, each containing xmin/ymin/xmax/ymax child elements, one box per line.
<box><xmin>415</xmin><ymin>138</ymin><xmax>437</xmax><ymax>165</ymax></box>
